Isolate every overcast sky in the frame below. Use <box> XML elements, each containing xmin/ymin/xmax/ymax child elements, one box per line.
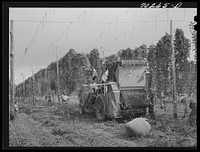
<box><xmin>9</xmin><ymin>7</ymin><xmax>197</xmax><ymax>85</ymax></box>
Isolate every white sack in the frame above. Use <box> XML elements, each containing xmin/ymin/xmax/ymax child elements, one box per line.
<box><xmin>125</xmin><ymin>117</ymin><xmax>151</xmax><ymax>137</ymax></box>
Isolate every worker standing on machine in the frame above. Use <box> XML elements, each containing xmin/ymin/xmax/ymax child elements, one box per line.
<box><xmin>90</xmin><ymin>67</ymin><xmax>98</xmax><ymax>94</ymax></box>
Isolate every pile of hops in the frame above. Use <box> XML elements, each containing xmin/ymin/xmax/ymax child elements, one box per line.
<box><xmin>123</xmin><ymin>91</ymin><xmax>146</xmax><ymax>107</ymax></box>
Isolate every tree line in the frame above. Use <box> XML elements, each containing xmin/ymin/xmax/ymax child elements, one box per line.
<box><xmin>15</xmin><ymin>26</ymin><xmax>197</xmax><ymax>99</ymax></box>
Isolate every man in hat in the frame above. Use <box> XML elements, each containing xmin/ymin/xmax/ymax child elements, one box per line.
<box><xmin>100</xmin><ymin>69</ymin><xmax>109</xmax><ymax>94</ymax></box>
<box><xmin>45</xmin><ymin>93</ymin><xmax>52</xmax><ymax>106</ymax></box>
<box><xmin>61</xmin><ymin>90</ymin><xmax>70</xmax><ymax>119</ymax></box>
<box><xmin>91</xmin><ymin>67</ymin><xmax>98</xmax><ymax>82</ymax></box>
<box><xmin>90</xmin><ymin>67</ymin><xmax>98</xmax><ymax>94</ymax></box>
<box><xmin>61</xmin><ymin>90</ymin><xmax>69</xmax><ymax>104</ymax></box>
<box><xmin>101</xmin><ymin>69</ymin><xmax>109</xmax><ymax>83</ymax></box>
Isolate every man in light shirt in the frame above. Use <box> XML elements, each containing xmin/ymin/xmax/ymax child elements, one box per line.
<box><xmin>61</xmin><ymin>90</ymin><xmax>70</xmax><ymax>119</ymax></box>
<box><xmin>61</xmin><ymin>90</ymin><xmax>69</xmax><ymax>104</ymax></box>
<box><xmin>91</xmin><ymin>67</ymin><xmax>98</xmax><ymax>82</ymax></box>
<box><xmin>182</xmin><ymin>92</ymin><xmax>196</xmax><ymax>126</ymax></box>
<box><xmin>100</xmin><ymin>69</ymin><xmax>109</xmax><ymax>94</ymax></box>
<box><xmin>101</xmin><ymin>69</ymin><xmax>109</xmax><ymax>83</ymax></box>
<box><xmin>90</xmin><ymin>67</ymin><xmax>98</xmax><ymax>94</ymax></box>
<box><xmin>14</xmin><ymin>101</ymin><xmax>18</xmax><ymax>113</ymax></box>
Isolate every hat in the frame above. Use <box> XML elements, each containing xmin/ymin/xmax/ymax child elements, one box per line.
<box><xmin>92</xmin><ymin>76</ymin><xmax>97</xmax><ymax>81</ymax></box>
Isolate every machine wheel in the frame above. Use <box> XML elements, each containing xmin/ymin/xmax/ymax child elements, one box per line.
<box><xmin>129</xmin><ymin>113</ymin><xmax>135</xmax><ymax>120</ymax></box>
<box><xmin>83</xmin><ymin>93</ymin><xmax>93</xmax><ymax>113</ymax></box>
<box><xmin>84</xmin><ymin>101</ymin><xmax>91</xmax><ymax>113</ymax></box>
<box><xmin>79</xmin><ymin>92</ymin><xmax>89</xmax><ymax>114</ymax></box>
<box><xmin>95</xmin><ymin>95</ymin><xmax>106</xmax><ymax>121</ymax></box>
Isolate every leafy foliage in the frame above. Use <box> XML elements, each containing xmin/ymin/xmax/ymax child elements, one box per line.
<box><xmin>155</xmin><ymin>33</ymin><xmax>171</xmax><ymax>96</ymax></box>
<box><xmin>189</xmin><ymin>22</ymin><xmax>197</xmax><ymax>61</ymax></box>
<box><xmin>15</xmin><ymin>28</ymin><xmax>196</xmax><ymax>99</ymax></box>
<box><xmin>16</xmin><ymin>49</ymin><xmax>91</xmax><ymax>97</ymax></box>
<box><xmin>147</xmin><ymin>45</ymin><xmax>157</xmax><ymax>93</ymax></box>
<box><xmin>174</xmin><ymin>29</ymin><xmax>191</xmax><ymax>94</ymax></box>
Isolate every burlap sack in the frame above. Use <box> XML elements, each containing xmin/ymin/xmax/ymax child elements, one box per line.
<box><xmin>125</xmin><ymin>118</ymin><xmax>151</xmax><ymax>137</ymax></box>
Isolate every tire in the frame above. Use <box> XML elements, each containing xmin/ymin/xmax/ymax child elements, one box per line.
<box><xmin>83</xmin><ymin>100</ymin><xmax>91</xmax><ymax>113</ymax></box>
<box><xmin>79</xmin><ymin>92</ymin><xmax>89</xmax><ymax>114</ymax></box>
<box><xmin>83</xmin><ymin>93</ymin><xmax>93</xmax><ymax>113</ymax></box>
<box><xmin>79</xmin><ymin>99</ymin><xmax>84</xmax><ymax>115</ymax></box>
<box><xmin>95</xmin><ymin>95</ymin><xmax>106</xmax><ymax>121</ymax></box>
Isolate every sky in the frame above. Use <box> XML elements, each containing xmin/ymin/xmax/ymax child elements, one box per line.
<box><xmin>9</xmin><ymin>7</ymin><xmax>197</xmax><ymax>85</ymax></box>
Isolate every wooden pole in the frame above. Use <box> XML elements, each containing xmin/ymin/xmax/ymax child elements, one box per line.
<box><xmin>153</xmin><ymin>49</ymin><xmax>157</xmax><ymax>104</ymax></box>
<box><xmin>21</xmin><ymin>73</ymin><xmax>25</xmax><ymax>101</ymax></box>
<box><xmin>56</xmin><ymin>47</ymin><xmax>60</xmax><ymax>109</ymax></box>
<box><xmin>32</xmin><ymin>68</ymin><xmax>35</xmax><ymax>105</ymax></box>
<box><xmin>170</xmin><ymin>20</ymin><xmax>178</xmax><ymax>119</ymax></box>
<box><xmin>10</xmin><ymin>20</ymin><xmax>15</xmax><ymax>119</ymax></box>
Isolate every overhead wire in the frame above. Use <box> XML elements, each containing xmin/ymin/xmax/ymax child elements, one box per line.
<box><xmin>89</xmin><ymin>8</ymin><xmax>93</xmax><ymax>22</ymax></box>
<box><xmin>21</xmin><ymin>48</ymin><xmax>49</xmax><ymax>73</ymax></box>
<box><xmin>16</xmin><ymin>9</ymin><xmax>53</xmax><ymax>71</ymax></box>
<box><xmin>13</xmin><ymin>8</ymin><xmax>194</xmax><ymax>51</ymax></box>
<box><xmin>14</xmin><ymin>8</ymin><xmax>195</xmax><ymax>82</ymax></box>
<box><xmin>93</xmin><ymin>9</ymin><xmax>168</xmax><ymax>51</ymax></box>
<box><xmin>98</xmin><ymin>9</ymin><xmax>173</xmax><ymax>50</ymax></box>
<box><xmin>13</xmin><ymin>19</ymin><xmax>192</xmax><ymax>52</ymax></box>
<box><xmin>25</xmin><ymin>47</ymin><xmax>52</xmax><ymax>80</ymax></box>
<box><xmin>88</xmin><ymin>8</ymin><xmax>132</xmax><ymax>50</ymax></box>
<box><xmin>24</xmin><ymin>9</ymin><xmax>50</xmax><ymax>54</ymax></box>
<box><xmin>82</xmin><ymin>10</ymin><xmax>86</xmax><ymax>27</ymax></box>
<box><xmin>47</xmin><ymin>8</ymin><xmax>90</xmax><ymax>49</ymax></box>
<box><xmin>16</xmin><ymin>8</ymin><xmax>90</xmax><ymax>71</ymax></box>
<box><xmin>13</xmin><ymin>19</ymin><xmax>171</xmax><ymax>24</ymax></box>
<box><xmin>172</xmin><ymin>19</ymin><xmax>192</xmax><ymax>23</ymax></box>
<box><xmin>156</xmin><ymin>15</ymin><xmax>157</xmax><ymax>32</ymax></box>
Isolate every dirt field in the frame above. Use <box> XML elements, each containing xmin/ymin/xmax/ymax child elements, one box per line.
<box><xmin>9</xmin><ymin>95</ymin><xmax>197</xmax><ymax>147</ymax></box>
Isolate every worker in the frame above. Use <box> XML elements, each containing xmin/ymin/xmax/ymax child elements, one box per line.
<box><xmin>179</xmin><ymin>93</ymin><xmax>186</xmax><ymax>103</ymax></box>
<box><xmin>91</xmin><ymin>67</ymin><xmax>98</xmax><ymax>82</ymax></box>
<box><xmin>148</xmin><ymin>89</ymin><xmax>155</xmax><ymax>120</ymax></box>
<box><xmin>101</xmin><ymin>69</ymin><xmax>109</xmax><ymax>83</ymax></box>
<box><xmin>61</xmin><ymin>90</ymin><xmax>69</xmax><ymax>103</ymax></box>
<box><xmin>14</xmin><ymin>101</ymin><xmax>18</xmax><ymax>113</ymax></box>
<box><xmin>189</xmin><ymin>93</ymin><xmax>197</xmax><ymax>127</ymax></box>
<box><xmin>182</xmin><ymin>93</ymin><xmax>196</xmax><ymax>126</ymax></box>
<box><xmin>90</xmin><ymin>80</ymin><xmax>98</xmax><ymax>94</ymax></box>
<box><xmin>160</xmin><ymin>91</ymin><xmax>165</xmax><ymax>110</ymax></box>
<box><xmin>90</xmin><ymin>67</ymin><xmax>98</xmax><ymax>94</ymax></box>
<box><xmin>45</xmin><ymin>93</ymin><xmax>52</xmax><ymax>106</ymax></box>
<box><xmin>100</xmin><ymin>69</ymin><xmax>109</xmax><ymax>94</ymax></box>
<box><xmin>61</xmin><ymin>90</ymin><xmax>70</xmax><ymax>119</ymax></box>
<box><xmin>182</xmin><ymin>92</ymin><xmax>190</xmax><ymax>119</ymax></box>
